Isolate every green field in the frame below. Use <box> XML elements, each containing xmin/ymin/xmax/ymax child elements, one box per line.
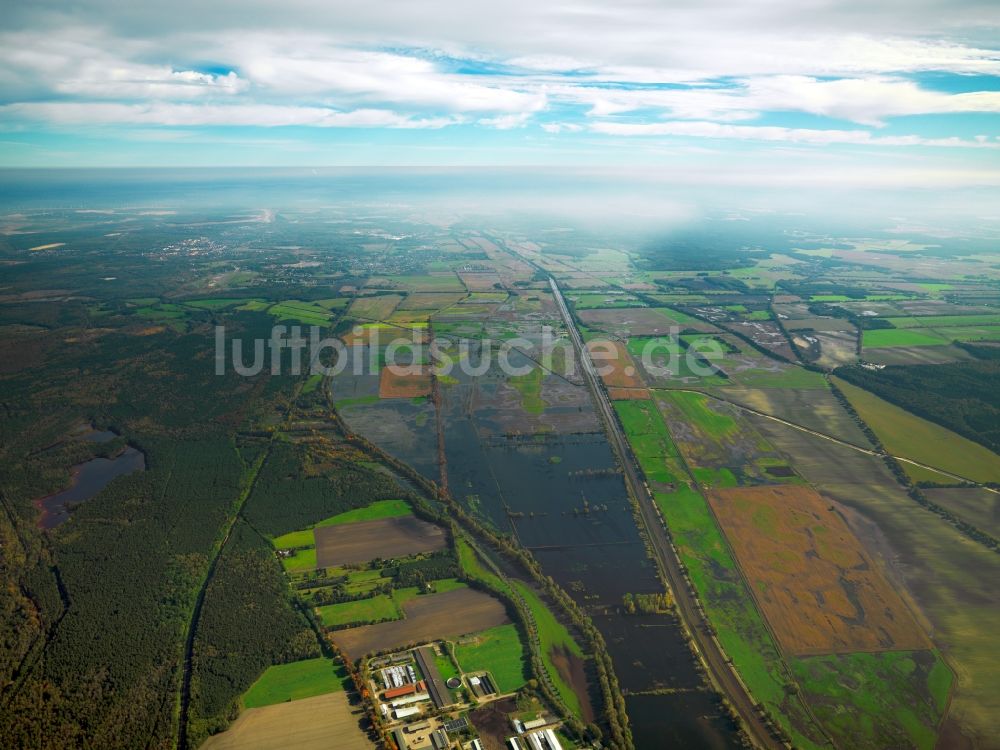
<box><xmin>316</xmin><ymin>595</ymin><xmax>400</xmax><ymax>627</ymax></box>
<box><xmin>862</xmin><ymin>329</ymin><xmax>947</xmax><ymax>348</ymax></box>
<box><xmin>613</xmin><ymin>399</ymin><xmax>682</xmax><ymax>483</ymax></box>
<box><xmin>834</xmin><ymin>378</ymin><xmax>1000</xmax><ymax>484</ymax></box>
<box><xmin>885</xmin><ymin>315</ymin><xmax>1000</xmax><ymax>329</ymax></box>
<box><xmin>315</xmin><ymin>579</ymin><xmax>466</xmax><ymax>628</ymax></box>
<box><xmin>455</xmin><ymin>624</ymin><xmax>529</xmax><ymax>693</ymax></box>
<box><xmin>315</xmin><ymin>498</ymin><xmax>411</xmax><ymax>527</ymax></box>
<box><xmin>660</xmin><ymin>391</ymin><xmax>738</xmax><ymax>439</ymax></box>
<box><xmin>792</xmin><ymin>651</ymin><xmax>953</xmax><ymax>750</ymax></box>
<box><xmin>280</xmin><ymin>547</ymin><xmax>317</xmax><ymax>572</ymax></box>
<box><xmin>183</xmin><ymin>298</ymin><xmax>248</xmax><ymax>310</ymax></box>
<box><xmin>242</xmin><ymin>657</ymin><xmax>348</xmax><ymax>708</ymax></box>
<box><xmin>272</xmin><ymin>527</ymin><xmax>315</xmax><ymax>550</ymax></box>
<box><xmin>268</xmin><ymin>300</ymin><xmax>335</xmax><ymax>326</ymax></box>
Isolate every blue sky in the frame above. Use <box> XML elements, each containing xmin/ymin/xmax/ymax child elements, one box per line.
<box><xmin>1</xmin><ymin>0</ymin><xmax>998</xmax><ymax>188</ymax></box>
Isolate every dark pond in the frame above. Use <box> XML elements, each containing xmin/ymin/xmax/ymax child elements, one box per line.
<box><xmin>37</xmin><ymin>446</ymin><xmax>146</xmax><ymax>529</ymax></box>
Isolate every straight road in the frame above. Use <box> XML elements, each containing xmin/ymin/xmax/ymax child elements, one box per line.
<box><xmin>549</xmin><ymin>277</ymin><xmax>783</xmax><ymax>750</ymax></box>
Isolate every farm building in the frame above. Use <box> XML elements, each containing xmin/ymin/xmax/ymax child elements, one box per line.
<box><xmin>442</xmin><ymin>716</ymin><xmax>469</xmax><ymax>734</ymax></box>
<box><xmin>384</xmin><ymin>683</ymin><xmax>416</xmax><ymax>700</ymax></box>
<box><xmin>414</xmin><ymin>646</ymin><xmax>452</xmax><ymax>709</ymax></box>
<box><xmin>393</xmin><ymin>705</ymin><xmax>421</xmax><ymax>720</ymax></box>
<box><xmin>393</xmin><ymin>728</ymin><xmax>409</xmax><ymax>750</ymax></box>
<box><xmin>390</xmin><ymin>692</ymin><xmax>430</xmax><ymax>708</ymax></box>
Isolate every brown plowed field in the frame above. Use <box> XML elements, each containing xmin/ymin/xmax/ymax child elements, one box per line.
<box><xmin>314</xmin><ymin>516</ymin><xmax>446</xmax><ymax>568</ymax></box>
<box><xmin>586</xmin><ymin>340</ymin><xmax>644</xmax><ymax>388</ymax></box>
<box><xmin>378</xmin><ymin>366</ymin><xmax>432</xmax><ymax>398</ymax></box>
<box><xmin>332</xmin><ymin>587</ymin><xmax>509</xmax><ymax>661</ymax></box>
<box><xmin>709</xmin><ymin>485</ymin><xmax>930</xmax><ymax>656</ymax></box>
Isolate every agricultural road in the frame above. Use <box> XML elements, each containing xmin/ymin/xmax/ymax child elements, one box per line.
<box><xmin>549</xmin><ymin>278</ymin><xmax>784</xmax><ymax>750</ymax></box>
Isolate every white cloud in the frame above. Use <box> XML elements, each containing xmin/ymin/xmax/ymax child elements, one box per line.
<box><xmin>544</xmin><ymin>76</ymin><xmax>1000</xmax><ymax>126</ymax></box>
<box><xmin>0</xmin><ymin>102</ymin><xmax>461</xmax><ymax>128</ymax></box>
<box><xmin>477</xmin><ymin>113</ymin><xmax>532</xmax><ymax>129</ymax></box>
<box><xmin>541</xmin><ymin>122</ymin><xmax>583</xmax><ymax>134</ymax></box>
<box><xmin>589</xmin><ymin>120</ymin><xmax>1000</xmax><ymax>148</ymax></box>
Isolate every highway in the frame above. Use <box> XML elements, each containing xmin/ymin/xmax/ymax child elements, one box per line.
<box><xmin>548</xmin><ymin>277</ymin><xmax>783</xmax><ymax>750</ymax></box>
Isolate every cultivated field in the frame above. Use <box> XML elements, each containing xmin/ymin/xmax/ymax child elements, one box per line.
<box><xmin>709</xmin><ymin>485</ymin><xmax>929</xmax><ymax>655</ymax></box>
<box><xmin>587</xmin><ymin>339</ymin><xmax>644</xmax><ymax>388</ymax></box>
<box><xmin>202</xmin><ymin>691</ymin><xmax>372</xmax><ymax>750</ymax></box>
<box><xmin>833</xmin><ymin>377</ymin><xmax>1000</xmax><ymax>484</ymax></box>
<box><xmin>347</xmin><ymin>294</ymin><xmax>404</xmax><ymax>320</ymax></box>
<box><xmin>243</xmin><ymin>657</ymin><xmax>348</xmax><ymax>708</ymax></box>
<box><xmin>579</xmin><ymin>307</ymin><xmax>715</xmax><ymax>335</ymax></box>
<box><xmin>314</xmin><ymin>515</ymin><xmax>446</xmax><ymax>567</ymax></box>
<box><xmin>332</xmin><ymin>587</ymin><xmax>509</xmax><ymax>660</ymax></box>
<box><xmin>378</xmin><ymin>365</ymin><xmax>432</xmax><ymax>398</ymax></box>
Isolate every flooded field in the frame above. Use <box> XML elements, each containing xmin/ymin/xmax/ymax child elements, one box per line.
<box><xmin>36</xmin><ymin>446</ymin><xmax>146</xmax><ymax>529</ymax></box>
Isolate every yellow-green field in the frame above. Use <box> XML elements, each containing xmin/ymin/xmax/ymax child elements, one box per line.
<box><xmin>833</xmin><ymin>377</ymin><xmax>1000</xmax><ymax>484</ymax></box>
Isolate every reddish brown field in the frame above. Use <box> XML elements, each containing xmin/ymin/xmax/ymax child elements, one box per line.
<box><xmin>332</xmin><ymin>588</ymin><xmax>509</xmax><ymax>661</ymax></box>
<box><xmin>314</xmin><ymin>515</ymin><xmax>446</xmax><ymax>568</ymax></box>
<box><xmin>607</xmin><ymin>387</ymin><xmax>650</xmax><ymax>400</ymax></box>
<box><xmin>586</xmin><ymin>340</ymin><xmax>644</xmax><ymax>388</ymax></box>
<box><xmin>378</xmin><ymin>366</ymin><xmax>432</xmax><ymax>398</ymax></box>
<box><xmin>709</xmin><ymin>485</ymin><xmax>930</xmax><ymax>656</ymax></box>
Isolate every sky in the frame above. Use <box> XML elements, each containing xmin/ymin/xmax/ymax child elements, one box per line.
<box><xmin>1</xmin><ymin>0</ymin><xmax>999</xmax><ymax>189</ymax></box>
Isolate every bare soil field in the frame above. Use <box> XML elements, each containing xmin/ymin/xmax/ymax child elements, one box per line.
<box><xmin>332</xmin><ymin>588</ymin><xmax>510</xmax><ymax>660</ymax></box>
<box><xmin>709</xmin><ymin>485</ymin><xmax>929</xmax><ymax>656</ymax></box>
<box><xmin>378</xmin><ymin>366</ymin><xmax>432</xmax><ymax>398</ymax></box>
<box><xmin>314</xmin><ymin>516</ymin><xmax>446</xmax><ymax>568</ymax></box>
<box><xmin>586</xmin><ymin>340</ymin><xmax>644</xmax><ymax>388</ymax></box>
<box><xmin>201</xmin><ymin>691</ymin><xmax>373</xmax><ymax>750</ymax></box>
